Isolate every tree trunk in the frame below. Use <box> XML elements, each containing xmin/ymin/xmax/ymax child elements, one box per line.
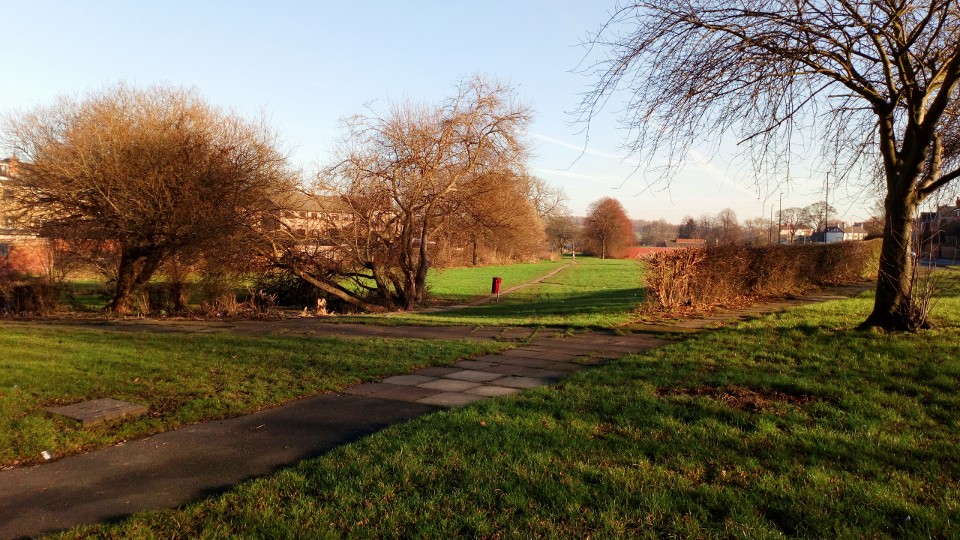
<box><xmin>110</xmin><ymin>247</ymin><xmax>163</xmax><ymax>313</ymax></box>
<box><xmin>410</xmin><ymin>221</ymin><xmax>430</xmax><ymax>309</ymax></box>
<box><xmin>861</xmin><ymin>192</ymin><xmax>930</xmax><ymax>331</ymax></box>
<box><xmin>289</xmin><ymin>265</ymin><xmax>387</xmax><ymax>313</ymax></box>
<box><xmin>110</xmin><ymin>253</ymin><xmax>143</xmax><ymax>313</ymax></box>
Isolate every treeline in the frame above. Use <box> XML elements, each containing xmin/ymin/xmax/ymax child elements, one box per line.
<box><xmin>1</xmin><ymin>80</ymin><xmax>571</xmax><ymax>314</ymax></box>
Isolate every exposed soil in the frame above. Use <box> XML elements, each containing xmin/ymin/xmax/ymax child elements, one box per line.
<box><xmin>661</xmin><ymin>384</ymin><xmax>815</xmax><ymax>414</ymax></box>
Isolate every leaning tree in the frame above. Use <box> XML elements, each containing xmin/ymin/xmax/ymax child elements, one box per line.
<box><xmin>581</xmin><ymin>1</ymin><xmax>960</xmax><ymax>330</ymax></box>
<box><xmin>260</xmin><ymin>77</ymin><xmax>533</xmax><ymax>311</ymax></box>
<box><xmin>2</xmin><ymin>84</ymin><xmax>292</xmax><ymax>312</ymax></box>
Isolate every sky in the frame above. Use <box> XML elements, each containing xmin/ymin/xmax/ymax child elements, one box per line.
<box><xmin>0</xmin><ymin>1</ymin><xmax>877</xmax><ymax>224</ymax></box>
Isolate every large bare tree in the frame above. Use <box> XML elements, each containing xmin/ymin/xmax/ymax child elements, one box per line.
<box><xmin>2</xmin><ymin>84</ymin><xmax>292</xmax><ymax>312</ymax></box>
<box><xmin>262</xmin><ymin>77</ymin><xmax>533</xmax><ymax>310</ymax></box>
<box><xmin>581</xmin><ymin>1</ymin><xmax>960</xmax><ymax>330</ymax></box>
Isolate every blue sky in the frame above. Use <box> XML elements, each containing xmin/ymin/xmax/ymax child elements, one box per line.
<box><xmin>1</xmin><ymin>1</ymin><xmax>873</xmax><ymax>223</ymax></box>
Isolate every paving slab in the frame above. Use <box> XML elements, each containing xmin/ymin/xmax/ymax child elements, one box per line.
<box><xmin>45</xmin><ymin>398</ymin><xmax>149</xmax><ymax>427</ymax></box>
<box><xmin>510</xmin><ymin>347</ymin><xmax>581</xmax><ymax>360</ymax></box>
<box><xmin>495</xmin><ymin>376</ymin><xmax>556</xmax><ymax>389</ymax></box>
<box><xmin>498</xmin><ymin>328</ymin><xmax>536</xmax><ymax>341</ymax></box>
<box><xmin>417</xmin><ymin>379</ymin><xmax>482</xmax><ymax>392</ymax></box>
<box><xmin>499</xmin><ymin>356</ymin><xmax>555</xmax><ymax>369</ymax></box>
<box><xmin>501</xmin><ymin>348</ymin><xmax>550</xmax><ymax>359</ymax></box>
<box><xmin>381</xmin><ymin>374</ymin><xmax>438</xmax><ymax>386</ymax></box>
<box><xmin>465</xmin><ymin>385</ymin><xmax>521</xmax><ymax>397</ymax></box>
<box><xmin>453</xmin><ymin>359</ymin><xmax>498</xmax><ymax>370</ymax></box>
<box><xmin>443</xmin><ymin>370</ymin><xmax>503</xmax><ymax>383</ymax></box>
<box><xmin>483</xmin><ymin>363</ymin><xmax>535</xmax><ymax>376</ymax></box>
<box><xmin>412</xmin><ymin>366</ymin><xmax>462</xmax><ymax>377</ymax></box>
<box><xmin>417</xmin><ymin>392</ymin><xmax>485</xmax><ymax>407</ymax></box>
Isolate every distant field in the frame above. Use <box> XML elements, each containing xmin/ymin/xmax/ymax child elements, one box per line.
<box><xmin>361</xmin><ymin>257</ymin><xmax>647</xmax><ymax>329</ymax></box>
<box><xmin>0</xmin><ymin>328</ymin><xmax>507</xmax><ymax>468</ymax></box>
<box><xmin>426</xmin><ymin>260</ymin><xmax>568</xmax><ymax>303</ymax></box>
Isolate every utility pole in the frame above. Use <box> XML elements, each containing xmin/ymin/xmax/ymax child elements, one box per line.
<box><xmin>770</xmin><ymin>206</ymin><xmax>774</xmax><ymax>243</ymax></box>
<box><xmin>824</xmin><ymin>172</ymin><xmax>830</xmax><ymax>242</ymax></box>
<box><xmin>777</xmin><ymin>192</ymin><xmax>782</xmax><ymax>244</ymax></box>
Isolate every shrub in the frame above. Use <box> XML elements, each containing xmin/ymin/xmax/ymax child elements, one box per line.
<box><xmin>646</xmin><ymin>240</ymin><xmax>881</xmax><ymax>312</ymax></box>
<box><xmin>0</xmin><ymin>278</ymin><xmax>67</xmax><ymax>316</ymax></box>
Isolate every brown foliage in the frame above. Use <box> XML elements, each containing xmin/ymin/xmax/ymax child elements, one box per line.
<box><xmin>264</xmin><ymin>77</ymin><xmax>535</xmax><ymax>311</ymax></box>
<box><xmin>2</xmin><ymin>84</ymin><xmax>292</xmax><ymax>313</ymax></box>
<box><xmin>582</xmin><ymin>197</ymin><xmax>633</xmax><ymax>259</ymax></box>
<box><xmin>646</xmin><ymin>240</ymin><xmax>882</xmax><ymax>312</ymax></box>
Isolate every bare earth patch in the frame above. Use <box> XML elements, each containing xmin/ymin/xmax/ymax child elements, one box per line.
<box><xmin>660</xmin><ymin>385</ymin><xmax>815</xmax><ymax>414</ymax></box>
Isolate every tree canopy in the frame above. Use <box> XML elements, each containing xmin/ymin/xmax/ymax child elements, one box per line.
<box><xmin>581</xmin><ymin>1</ymin><xmax>960</xmax><ymax>330</ymax></box>
<box><xmin>2</xmin><ymin>84</ymin><xmax>292</xmax><ymax>312</ymax></box>
<box><xmin>582</xmin><ymin>197</ymin><xmax>634</xmax><ymax>258</ymax></box>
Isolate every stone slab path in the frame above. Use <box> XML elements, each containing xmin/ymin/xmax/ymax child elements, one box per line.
<box><xmin>0</xmin><ymin>282</ymin><xmax>873</xmax><ymax>539</ymax></box>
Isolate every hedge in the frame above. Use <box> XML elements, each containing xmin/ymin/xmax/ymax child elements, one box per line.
<box><xmin>645</xmin><ymin>240</ymin><xmax>881</xmax><ymax>312</ymax></box>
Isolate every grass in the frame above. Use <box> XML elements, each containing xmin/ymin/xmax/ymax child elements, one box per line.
<box><xmin>0</xmin><ymin>326</ymin><xmax>508</xmax><ymax>468</ymax></box>
<box><xmin>350</xmin><ymin>257</ymin><xmax>646</xmax><ymax>329</ymax></box>
<box><xmin>56</xmin><ymin>272</ymin><xmax>960</xmax><ymax>538</ymax></box>
<box><xmin>424</xmin><ymin>259</ymin><xmax>568</xmax><ymax>303</ymax></box>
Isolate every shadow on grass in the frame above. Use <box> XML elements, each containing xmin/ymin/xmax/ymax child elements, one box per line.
<box><xmin>426</xmin><ymin>287</ymin><xmax>646</xmax><ymax>322</ymax></box>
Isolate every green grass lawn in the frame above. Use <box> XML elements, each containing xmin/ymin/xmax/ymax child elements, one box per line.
<box><xmin>0</xmin><ymin>327</ymin><xmax>508</xmax><ymax>468</ymax></box>
<box><xmin>58</xmin><ymin>273</ymin><xmax>960</xmax><ymax>538</ymax></box>
<box><xmin>353</xmin><ymin>257</ymin><xmax>646</xmax><ymax>329</ymax></box>
<box><xmin>425</xmin><ymin>259</ymin><xmax>568</xmax><ymax>303</ymax></box>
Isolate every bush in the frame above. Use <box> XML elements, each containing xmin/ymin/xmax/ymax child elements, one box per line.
<box><xmin>0</xmin><ymin>277</ymin><xmax>67</xmax><ymax>315</ymax></box>
<box><xmin>646</xmin><ymin>240</ymin><xmax>881</xmax><ymax>312</ymax></box>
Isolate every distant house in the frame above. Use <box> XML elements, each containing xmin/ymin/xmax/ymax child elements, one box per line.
<box><xmin>918</xmin><ymin>198</ymin><xmax>960</xmax><ymax>258</ymax></box>
<box><xmin>270</xmin><ymin>191</ymin><xmax>354</xmax><ymax>239</ymax></box>
<box><xmin>780</xmin><ymin>227</ymin><xmax>814</xmax><ymax>243</ymax></box>
<box><xmin>0</xmin><ymin>156</ymin><xmax>46</xmax><ymax>274</ymax></box>
<box><xmin>810</xmin><ymin>222</ymin><xmax>866</xmax><ymax>244</ymax></box>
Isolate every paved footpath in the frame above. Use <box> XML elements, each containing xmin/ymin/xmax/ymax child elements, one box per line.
<box><xmin>0</xmin><ymin>283</ymin><xmax>872</xmax><ymax>539</ymax></box>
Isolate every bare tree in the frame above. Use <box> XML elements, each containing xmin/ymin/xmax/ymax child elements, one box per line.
<box><xmin>582</xmin><ymin>197</ymin><xmax>634</xmax><ymax>258</ymax></box>
<box><xmin>581</xmin><ymin>1</ymin><xmax>960</xmax><ymax>330</ymax></box>
<box><xmin>778</xmin><ymin>207</ymin><xmax>812</xmax><ymax>243</ymax></box>
<box><xmin>635</xmin><ymin>218</ymin><xmax>678</xmax><ymax>245</ymax></box>
<box><xmin>2</xmin><ymin>84</ymin><xmax>292</xmax><ymax>312</ymax></box>
<box><xmin>801</xmin><ymin>202</ymin><xmax>839</xmax><ymax>233</ymax></box>
<box><xmin>441</xmin><ymin>170</ymin><xmax>545</xmax><ymax>266</ymax></box>
<box><xmin>545</xmin><ymin>213</ymin><xmax>578</xmax><ymax>254</ymax></box>
<box><xmin>743</xmin><ymin>216</ymin><xmax>774</xmax><ymax>245</ymax></box>
<box><xmin>262</xmin><ymin>77</ymin><xmax>532</xmax><ymax>310</ymax></box>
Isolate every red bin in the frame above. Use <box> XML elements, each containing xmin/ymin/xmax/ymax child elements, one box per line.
<box><xmin>491</xmin><ymin>276</ymin><xmax>502</xmax><ymax>294</ymax></box>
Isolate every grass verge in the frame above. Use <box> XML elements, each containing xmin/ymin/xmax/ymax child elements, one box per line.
<box><xmin>0</xmin><ymin>327</ymin><xmax>508</xmax><ymax>468</ymax></box>
<box><xmin>58</xmin><ymin>275</ymin><xmax>960</xmax><ymax>537</ymax></box>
